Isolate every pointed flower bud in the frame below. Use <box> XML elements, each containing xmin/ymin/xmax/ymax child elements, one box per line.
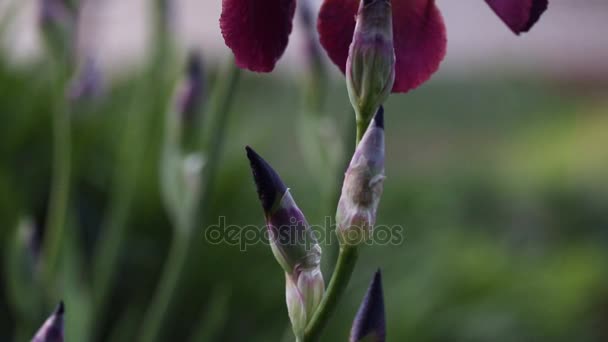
<box><xmin>246</xmin><ymin>146</ymin><xmax>324</xmax><ymax>337</ymax></box>
<box><xmin>350</xmin><ymin>270</ymin><xmax>386</xmax><ymax>342</ymax></box>
<box><xmin>175</xmin><ymin>51</ymin><xmax>206</xmax><ymax>125</ymax></box>
<box><xmin>32</xmin><ymin>302</ymin><xmax>65</xmax><ymax>342</ymax></box>
<box><xmin>68</xmin><ymin>57</ymin><xmax>103</xmax><ymax>103</ymax></box>
<box><xmin>246</xmin><ymin>146</ymin><xmax>321</xmax><ymax>273</ymax></box>
<box><xmin>39</xmin><ymin>0</ymin><xmax>77</xmax><ymax>58</ymax></box>
<box><xmin>346</xmin><ymin>0</ymin><xmax>395</xmax><ymax>128</ymax></box>
<box><xmin>337</xmin><ymin>107</ymin><xmax>385</xmax><ymax>246</ymax></box>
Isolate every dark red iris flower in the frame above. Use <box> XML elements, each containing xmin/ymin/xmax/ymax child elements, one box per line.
<box><xmin>220</xmin><ymin>0</ymin><xmax>547</xmax><ymax>91</ymax></box>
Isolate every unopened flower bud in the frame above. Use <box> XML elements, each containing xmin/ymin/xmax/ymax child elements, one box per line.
<box><xmin>246</xmin><ymin>146</ymin><xmax>321</xmax><ymax>273</ymax></box>
<box><xmin>32</xmin><ymin>302</ymin><xmax>65</xmax><ymax>342</ymax></box>
<box><xmin>346</xmin><ymin>0</ymin><xmax>395</xmax><ymax>130</ymax></box>
<box><xmin>336</xmin><ymin>107</ymin><xmax>385</xmax><ymax>246</ymax></box>
<box><xmin>175</xmin><ymin>51</ymin><xmax>205</xmax><ymax>124</ymax></box>
<box><xmin>350</xmin><ymin>270</ymin><xmax>386</xmax><ymax>342</ymax></box>
<box><xmin>286</xmin><ymin>267</ymin><xmax>324</xmax><ymax>338</ymax></box>
<box><xmin>246</xmin><ymin>146</ymin><xmax>325</xmax><ymax>337</ymax></box>
<box><xmin>68</xmin><ymin>57</ymin><xmax>103</xmax><ymax>103</ymax></box>
<box><xmin>39</xmin><ymin>0</ymin><xmax>77</xmax><ymax>58</ymax></box>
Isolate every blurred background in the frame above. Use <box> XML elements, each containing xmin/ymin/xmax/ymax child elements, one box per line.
<box><xmin>1</xmin><ymin>0</ymin><xmax>608</xmax><ymax>341</ymax></box>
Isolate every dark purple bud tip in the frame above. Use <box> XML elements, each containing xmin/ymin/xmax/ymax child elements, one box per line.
<box><xmin>56</xmin><ymin>301</ymin><xmax>65</xmax><ymax>315</ymax></box>
<box><xmin>32</xmin><ymin>301</ymin><xmax>65</xmax><ymax>342</ymax></box>
<box><xmin>187</xmin><ymin>51</ymin><xmax>204</xmax><ymax>81</ymax></box>
<box><xmin>350</xmin><ymin>269</ymin><xmax>385</xmax><ymax>342</ymax></box>
<box><xmin>373</xmin><ymin>106</ymin><xmax>384</xmax><ymax>129</ymax></box>
<box><xmin>245</xmin><ymin>146</ymin><xmax>287</xmax><ymax>212</ymax></box>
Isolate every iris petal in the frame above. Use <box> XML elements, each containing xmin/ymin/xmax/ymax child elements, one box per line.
<box><xmin>392</xmin><ymin>0</ymin><xmax>447</xmax><ymax>93</ymax></box>
<box><xmin>485</xmin><ymin>0</ymin><xmax>548</xmax><ymax>34</ymax></box>
<box><xmin>317</xmin><ymin>0</ymin><xmax>359</xmax><ymax>74</ymax></box>
<box><xmin>319</xmin><ymin>0</ymin><xmax>446</xmax><ymax>94</ymax></box>
<box><xmin>220</xmin><ymin>0</ymin><xmax>296</xmax><ymax>72</ymax></box>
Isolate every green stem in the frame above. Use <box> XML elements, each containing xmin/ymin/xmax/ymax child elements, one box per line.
<box><xmin>91</xmin><ymin>76</ymin><xmax>151</xmax><ymax>327</ymax></box>
<box><xmin>304</xmin><ymin>246</ymin><xmax>358</xmax><ymax>341</ymax></box>
<box><xmin>197</xmin><ymin>63</ymin><xmax>241</xmax><ymax>213</ymax></box>
<box><xmin>355</xmin><ymin>116</ymin><xmax>370</xmax><ymax>145</ymax></box>
<box><xmin>138</xmin><ymin>228</ymin><xmax>190</xmax><ymax>342</ymax></box>
<box><xmin>138</xmin><ymin>62</ymin><xmax>241</xmax><ymax>342</ymax></box>
<box><xmin>41</xmin><ymin>65</ymin><xmax>71</xmax><ymax>290</ymax></box>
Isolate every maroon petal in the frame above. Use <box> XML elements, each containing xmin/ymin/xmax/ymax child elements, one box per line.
<box><xmin>392</xmin><ymin>0</ymin><xmax>447</xmax><ymax>93</ymax></box>
<box><xmin>485</xmin><ymin>0</ymin><xmax>548</xmax><ymax>34</ymax></box>
<box><xmin>220</xmin><ymin>0</ymin><xmax>296</xmax><ymax>72</ymax></box>
<box><xmin>317</xmin><ymin>0</ymin><xmax>359</xmax><ymax>74</ymax></box>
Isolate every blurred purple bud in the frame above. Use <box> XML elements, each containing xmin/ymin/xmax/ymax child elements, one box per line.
<box><xmin>39</xmin><ymin>0</ymin><xmax>76</xmax><ymax>56</ymax></box>
<box><xmin>337</xmin><ymin>107</ymin><xmax>385</xmax><ymax>246</ymax></box>
<box><xmin>347</xmin><ymin>0</ymin><xmax>395</xmax><ymax>124</ymax></box>
<box><xmin>68</xmin><ymin>57</ymin><xmax>103</xmax><ymax>103</ymax></box>
<box><xmin>39</xmin><ymin>0</ymin><xmax>72</xmax><ymax>28</ymax></box>
<box><xmin>246</xmin><ymin>146</ymin><xmax>321</xmax><ymax>273</ymax></box>
<box><xmin>350</xmin><ymin>270</ymin><xmax>385</xmax><ymax>342</ymax></box>
<box><xmin>175</xmin><ymin>51</ymin><xmax>206</xmax><ymax>124</ymax></box>
<box><xmin>32</xmin><ymin>302</ymin><xmax>65</xmax><ymax>342</ymax></box>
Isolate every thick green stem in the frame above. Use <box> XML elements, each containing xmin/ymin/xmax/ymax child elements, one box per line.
<box><xmin>304</xmin><ymin>246</ymin><xmax>358</xmax><ymax>341</ymax></box>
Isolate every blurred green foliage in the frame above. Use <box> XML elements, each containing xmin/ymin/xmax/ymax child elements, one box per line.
<box><xmin>0</xmin><ymin>45</ymin><xmax>607</xmax><ymax>341</ymax></box>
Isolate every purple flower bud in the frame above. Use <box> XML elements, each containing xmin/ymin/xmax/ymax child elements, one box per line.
<box><xmin>350</xmin><ymin>270</ymin><xmax>386</xmax><ymax>342</ymax></box>
<box><xmin>246</xmin><ymin>146</ymin><xmax>321</xmax><ymax>273</ymax></box>
<box><xmin>39</xmin><ymin>0</ymin><xmax>72</xmax><ymax>29</ymax></box>
<box><xmin>246</xmin><ymin>146</ymin><xmax>325</xmax><ymax>337</ymax></box>
<box><xmin>346</xmin><ymin>0</ymin><xmax>395</xmax><ymax>127</ymax></box>
<box><xmin>32</xmin><ymin>302</ymin><xmax>65</xmax><ymax>342</ymax></box>
<box><xmin>336</xmin><ymin>107</ymin><xmax>385</xmax><ymax>246</ymax></box>
<box><xmin>39</xmin><ymin>0</ymin><xmax>76</xmax><ymax>56</ymax></box>
<box><xmin>175</xmin><ymin>51</ymin><xmax>206</xmax><ymax>124</ymax></box>
<box><xmin>68</xmin><ymin>57</ymin><xmax>103</xmax><ymax>103</ymax></box>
